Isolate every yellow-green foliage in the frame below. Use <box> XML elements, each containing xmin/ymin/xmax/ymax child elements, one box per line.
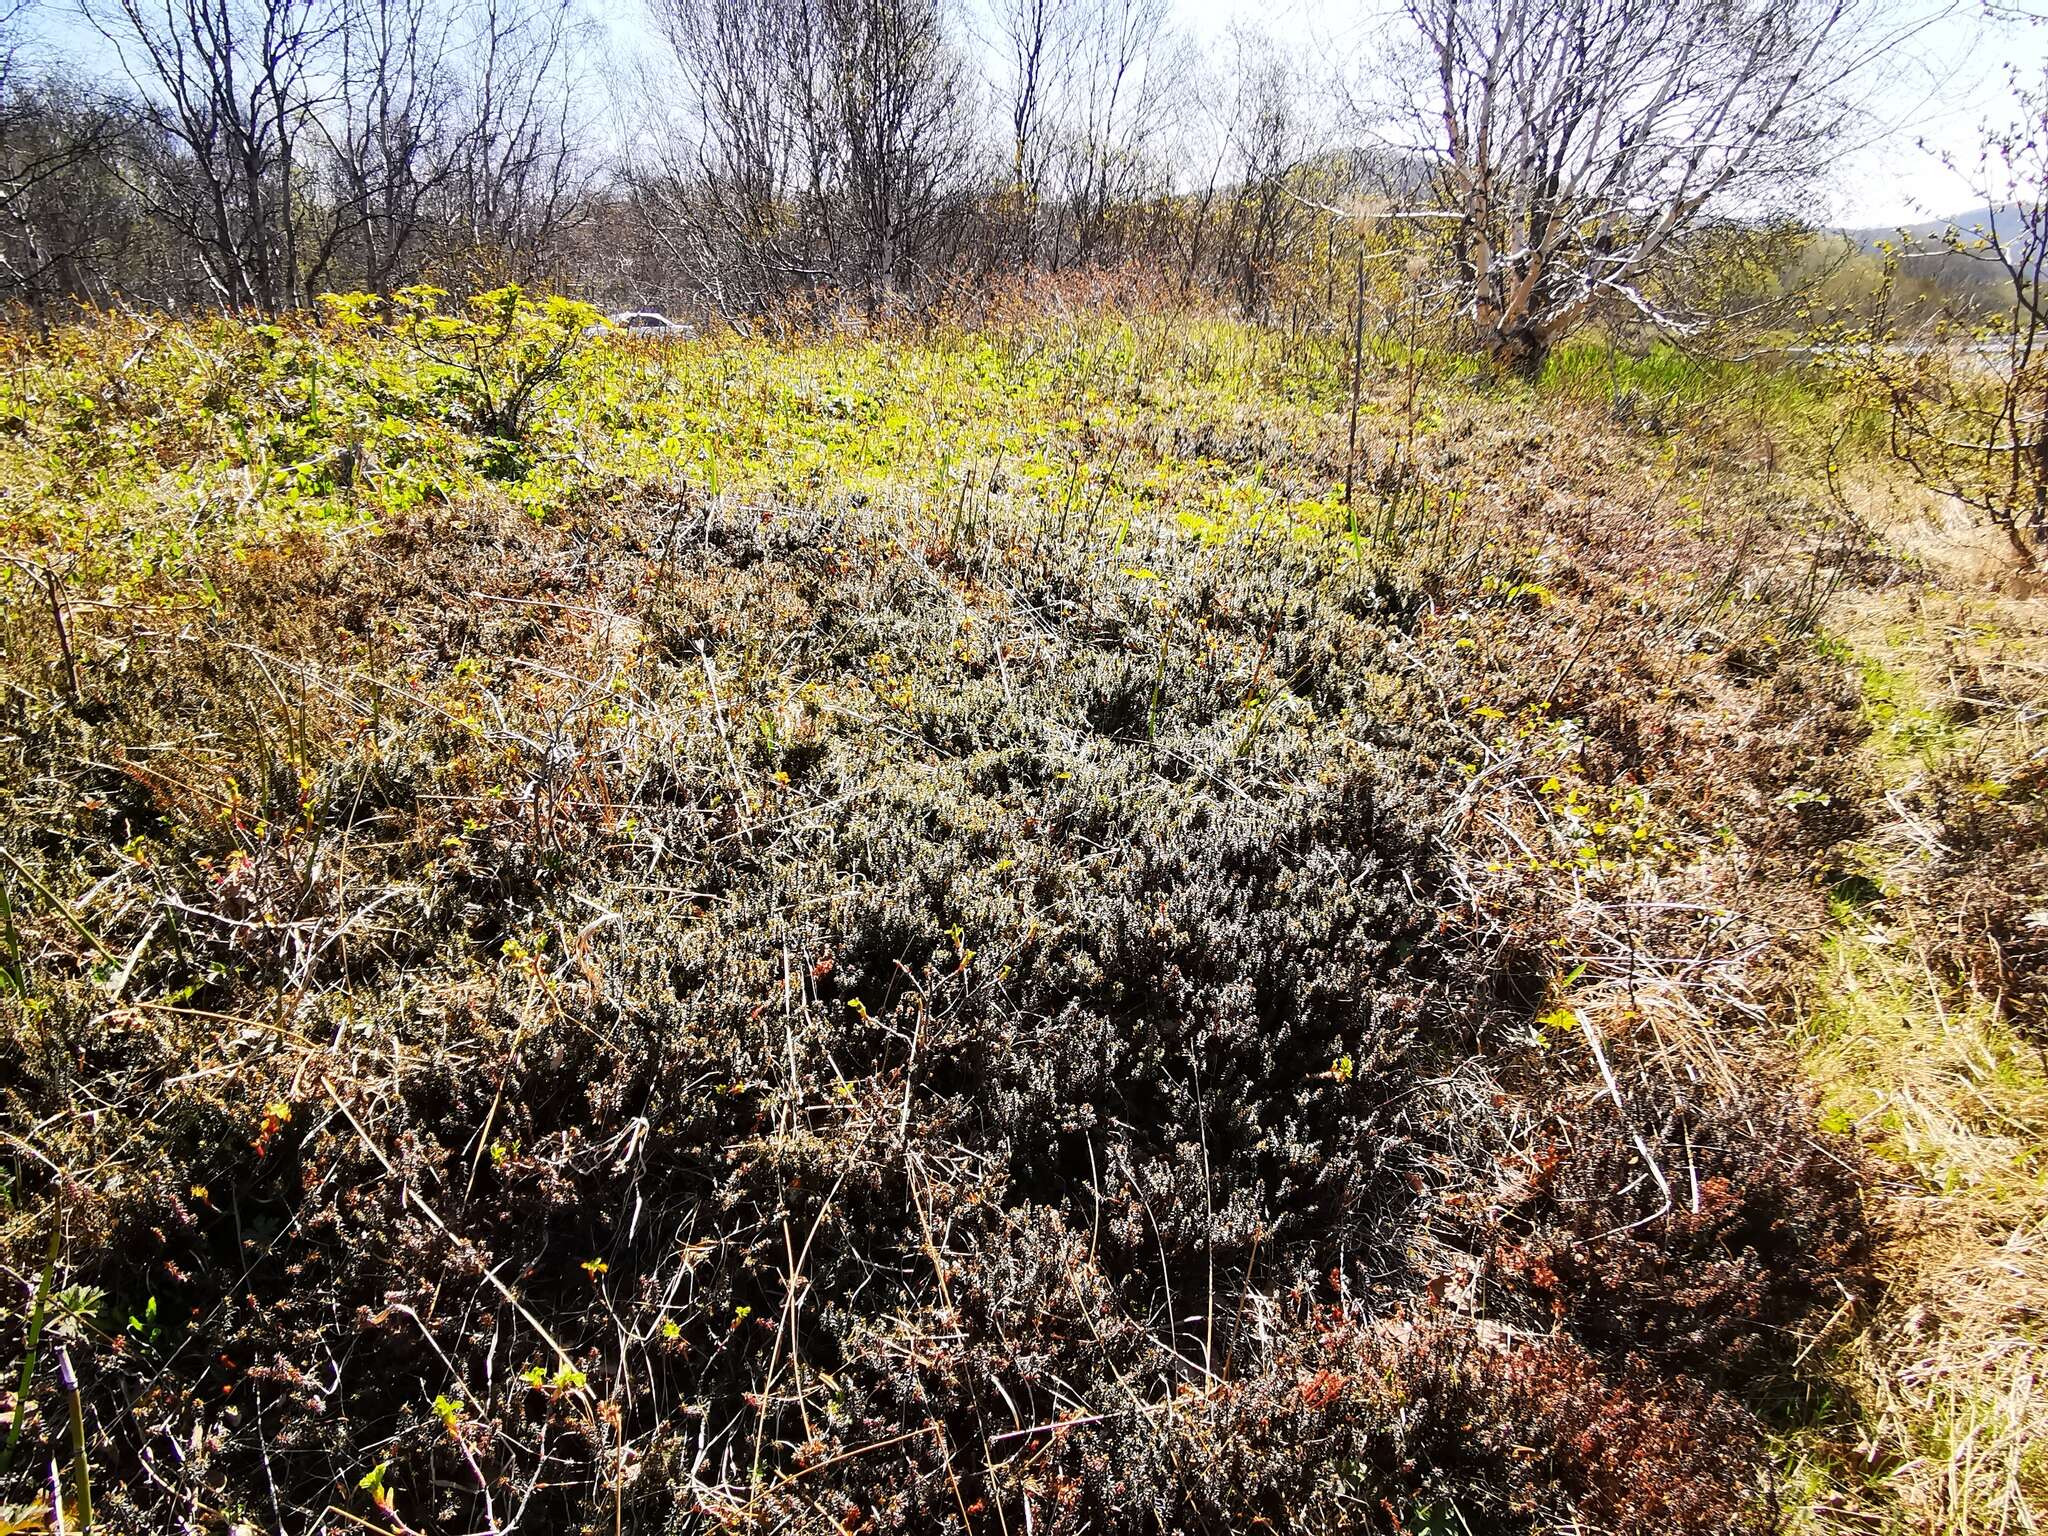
<box><xmin>1793</xmin><ymin>918</ymin><xmax>2048</xmax><ymax>1535</ymax></box>
<box><xmin>1536</xmin><ymin>338</ymin><xmax>1865</xmax><ymax>444</ymax></box>
<box><xmin>0</xmin><ymin>298</ymin><xmax>1411</xmax><ymax>603</ymax></box>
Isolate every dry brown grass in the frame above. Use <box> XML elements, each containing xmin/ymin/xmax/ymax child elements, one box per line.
<box><xmin>1409</xmin><ymin>393</ymin><xmax>2048</xmax><ymax>1534</ymax></box>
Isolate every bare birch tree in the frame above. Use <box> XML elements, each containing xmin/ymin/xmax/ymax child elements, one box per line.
<box><xmin>443</xmin><ymin>0</ymin><xmax>585</xmax><ymax>274</ymax></box>
<box><xmin>0</xmin><ymin>73</ymin><xmax>144</xmax><ymax>305</ymax></box>
<box><xmin>628</xmin><ymin>0</ymin><xmax>801</xmax><ymax>318</ymax></box>
<box><xmin>1399</xmin><ymin>0</ymin><xmax>1910</xmax><ymax>370</ymax></box>
<box><xmin>1212</xmin><ymin>27</ymin><xmax>1311</xmax><ymax>314</ymax></box>
<box><xmin>321</xmin><ymin>0</ymin><xmax>463</xmax><ymax>291</ymax></box>
<box><xmin>990</xmin><ymin>0</ymin><xmax>1069</xmax><ymax>263</ymax></box>
<box><xmin>645</xmin><ymin>0</ymin><xmax>974</xmax><ymax>309</ymax></box>
<box><xmin>827</xmin><ymin>0</ymin><xmax>975</xmax><ymax>293</ymax></box>
<box><xmin>85</xmin><ymin>0</ymin><xmax>341</xmax><ymax>311</ymax></box>
<box><xmin>0</xmin><ymin>6</ymin><xmax>145</xmax><ymax>306</ymax></box>
<box><xmin>1055</xmin><ymin>0</ymin><xmax>1175</xmax><ymax>262</ymax></box>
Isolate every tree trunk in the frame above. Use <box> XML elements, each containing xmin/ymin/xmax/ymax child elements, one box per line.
<box><xmin>1484</xmin><ymin>324</ymin><xmax>1548</xmax><ymax>379</ymax></box>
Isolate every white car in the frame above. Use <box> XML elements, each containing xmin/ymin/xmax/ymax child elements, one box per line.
<box><xmin>593</xmin><ymin>310</ymin><xmax>693</xmax><ymax>339</ymax></box>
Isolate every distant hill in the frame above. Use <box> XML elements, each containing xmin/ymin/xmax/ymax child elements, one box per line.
<box><xmin>1843</xmin><ymin>203</ymin><xmax>2030</xmax><ymax>251</ymax></box>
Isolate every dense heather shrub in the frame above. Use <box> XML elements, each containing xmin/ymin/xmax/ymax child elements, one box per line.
<box><xmin>1490</xmin><ymin>1085</ymin><xmax>1879</xmax><ymax>1383</ymax></box>
<box><xmin>1175</xmin><ymin>1322</ymin><xmax>1775</xmax><ymax>1536</ymax></box>
<box><xmin>0</xmin><ymin>485</ymin><xmax>1877</xmax><ymax>1533</ymax></box>
<box><xmin>1726</xmin><ymin>655</ymin><xmax>1875</xmax><ymax>861</ymax></box>
<box><xmin>1923</xmin><ymin>760</ymin><xmax>2048</xmax><ymax>1040</ymax></box>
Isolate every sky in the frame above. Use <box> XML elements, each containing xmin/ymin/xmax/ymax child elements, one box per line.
<box><xmin>1765</xmin><ymin>5</ymin><xmax>2037</xmax><ymax>225</ymax></box>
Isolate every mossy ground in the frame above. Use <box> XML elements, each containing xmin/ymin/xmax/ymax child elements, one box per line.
<box><xmin>0</xmin><ymin>291</ymin><xmax>2036</xmax><ymax>1534</ymax></box>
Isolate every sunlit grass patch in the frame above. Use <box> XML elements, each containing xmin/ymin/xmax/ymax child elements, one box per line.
<box><xmin>1789</xmin><ymin>917</ymin><xmax>2048</xmax><ymax>1535</ymax></box>
<box><xmin>1779</xmin><ymin>586</ymin><xmax>2048</xmax><ymax>1535</ymax></box>
<box><xmin>1538</xmin><ymin>339</ymin><xmax>1830</xmax><ymax>423</ymax></box>
<box><xmin>1850</xmin><ymin>646</ymin><xmax>1968</xmax><ymax>766</ymax></box>
<box><xmin>0</xmin><ymin>301</ymin><xmax>1388</xmax><ymax>605</ymax></box>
